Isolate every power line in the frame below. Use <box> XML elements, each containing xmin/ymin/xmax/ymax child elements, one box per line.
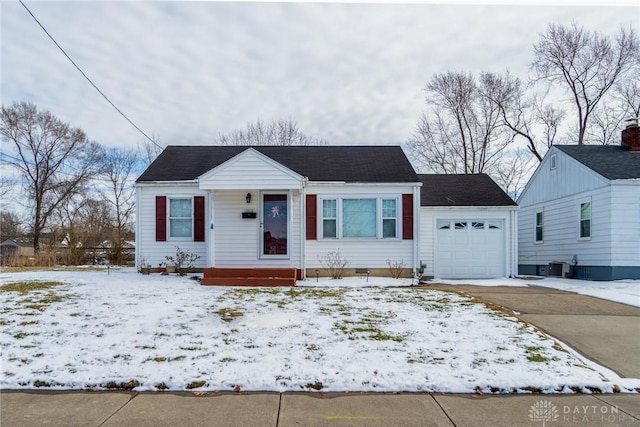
<box><xmin>18</xmin><ymin>0</ymin><xmax>163</xmax><ymax>150</ymax></box>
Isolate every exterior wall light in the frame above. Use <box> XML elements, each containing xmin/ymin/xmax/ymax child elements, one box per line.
<box><xmin>246</xmin><ymin>193</ymin><xmax>252</xmax><ymax>204</ymax></box>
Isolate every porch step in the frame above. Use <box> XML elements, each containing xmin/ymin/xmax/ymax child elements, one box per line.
<box><xmin>201</xmin><ymin>268</ymin><xmax>298</xmax><ymax>287</ymax></box>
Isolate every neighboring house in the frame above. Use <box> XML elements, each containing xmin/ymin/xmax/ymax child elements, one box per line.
<box><xmin>418</xmin><ymin>174</ymin><xmax>518</xmax><ymax>279</ymax></box>
<box><xmin>0</xmin><ymin>237</ymin><xmax>35</xmax><ymax>263</ymax></box>
<box><xmin>135</xmin><ymin>146</ymin><xmax>422</xmax><ymax>279</ymax></box>
<box><xmin>517</xmin><ymin>124</ymin><xmax>640</xmax><ymax>281</ymax></box>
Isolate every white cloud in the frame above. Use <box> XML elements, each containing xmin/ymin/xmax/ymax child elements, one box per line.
<box><xmin>2</xmin><ymin>2</ymin><xmax>638</xmax><ymax>149</ymax></box>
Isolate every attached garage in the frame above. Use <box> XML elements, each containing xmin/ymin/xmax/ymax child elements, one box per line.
<box><xmin>419</xmin><ymin>175</ymin><xmax>518</xmax><ymax>279</ymax></box>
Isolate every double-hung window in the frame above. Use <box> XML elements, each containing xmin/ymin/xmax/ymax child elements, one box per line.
<box><xmin>169</xmin><ymin>198</ymin><xmax>193</xmax><ymax>238</ymax></box>
<box><xmin>382</xmin><ymin>199</ymin><xmax>397</xmax><ymax>238</ymax></box>
<box><xmin>580</xmin><ymin>202</ymin><xmax>591</xmax><ymax>239</ymax></box>
<box><xmin>535</xmin><ymin>211</ymin><xmax>544</xmax><ymax>243</ymax></box>
<box><xmin>322</xmin><ymin>199</ymin><xmax>337</xmax><ymax>238</ymax></box>
<box><xmin>320</xmin><ymin>197</ymin><xmax>398</xmax><ymax>239</ymax></box>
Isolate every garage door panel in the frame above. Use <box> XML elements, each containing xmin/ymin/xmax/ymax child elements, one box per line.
<box><xmin>435</xmin><ymin>218</ymin><xmax>505</xmax><ymax>279</ymax></box>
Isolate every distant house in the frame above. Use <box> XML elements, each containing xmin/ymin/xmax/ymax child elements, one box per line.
<box><xmin>517</xmin><ymin>124</ymin><xmax>640</xmax><ymax>280</ymax></box>
<box><xmin>0</xmin><ymin>237</ymin><xmax>35</xmax><ymax>264</ymax></box>
<box><xmin>135</xmin><ymin>146</ymin><xmax>422</xmax><ymax>283</ymax></box>
<box><xmin>418</xmin><ymin>174</ymin><xmax>518</xmax><ymax>279</ymax></box>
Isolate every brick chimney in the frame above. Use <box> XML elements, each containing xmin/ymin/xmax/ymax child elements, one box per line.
<box><xmin>621</xmin><ymin>121</ymin><xmax>640</xmax><ymax>151</ymax></box>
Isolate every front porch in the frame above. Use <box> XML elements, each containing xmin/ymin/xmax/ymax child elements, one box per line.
<box><xmin>201</xmin><ymin>268</ymin><xmax>301</xmax><ymax>287</ymax></box>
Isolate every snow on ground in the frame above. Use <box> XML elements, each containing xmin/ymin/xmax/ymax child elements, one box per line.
<box><xmin>0</xmin><ymin>268</ymin><xmax>638</xmax><ymax>393</ymax></box>
<box><xmin>432</xmin><ymin>276</ymin><xmax>640</xmax><ymax>308</ymax></box>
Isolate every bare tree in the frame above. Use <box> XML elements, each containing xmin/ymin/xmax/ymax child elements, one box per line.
<box><xmin>491</xmin><ymin>149</ymin><xmax>537</xmax><ymax>200</ymax></box>
<box><xmin>481</xmin><ymin>71</ymin><xmax>564</xmax><ymax>161</ymax></box>
<box><xmin>0</xmin><ymin>210</ymin><xmax>23</xmax><ymax>240</ymax></box>
<box><xmin>408</xmin><ymin>71</ymin><xmax>510</xmax><ymax>174</ymax></box>
<box><xmin>0</xmin><ymin>101</ymin><xmax>105</xmax><ymax>253</ymax></box>
<box><xmin>101</xmin><ymin>147</ymin><xmax>139</xmax><ymax>264</ymax></box>
<box><xmin>54</xmin><ymin>195</ymin><xmax>112</xmax><ymax>265</ymax></box>
<box><xmin>218</xmin><ymin>118</ymin><xmax>326</xmax><ymax>146</ymax></box>
<box><xmin>137</xmin><ymin>133</ymin><xmax>164</xmax><ymax>167</ymax></box>
<box><xmin>531</xmin><ymin>23</ymin><xmax>639</xmax><ymax>145</ymax></box>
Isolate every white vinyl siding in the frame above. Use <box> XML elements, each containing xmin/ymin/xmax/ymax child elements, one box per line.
<box><xmin>518</xmin><ymin>148</ymin><xmax>608</xmax><ymax>207</ymax></box>
<box><xmin>214</xmin><ymin>190</ymin><xmax>301</xmax><ymax>268</ymax></box>
<box><xmin>135</xmin><ymin>184</ymin><xmax>208</xmax><ymax>268</ymax></box>
<box><xmin>609</xmin><ymin>184</ymin><xmax>640</xmax><ymax>266</ymax></box>
<box><xmin>199</xmin><ymin>149</ymin><xmax>303</xmax><ymax>190</ymax></box>
<box><xmin>518</xmin><ymin>187</ymin><xmax>611</xmax><ymax>267</ymax></box>
<box><xmin>306</xmin><ymin>184</ymin><xmax>416</xmax><ymax>270</ymax></box>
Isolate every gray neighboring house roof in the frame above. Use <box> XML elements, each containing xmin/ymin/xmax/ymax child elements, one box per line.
<box><xmin>136</xmin><ymin>146</ymin><xmax>420</xmax><ymax>183</ymax></box>
<box><xmin>555</xmin><ymin>145</ymin><xmax>640</xmax><ymax>180</ymax></box>
<box><xmin>0</xmin><ymin>237</ymin><xmax>33</xmax><ymax>247</ymax></box>
<box><xmin>419</xmin><ymin>174</ymin><xmax>517</xmax><ymax>207</ymax></box>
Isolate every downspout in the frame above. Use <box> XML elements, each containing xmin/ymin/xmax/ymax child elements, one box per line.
<box><xmin>300</xmin><ymin>179</ymin><xmax>308</xmax><ymax>279</ymax></box>
<box><xmin>134</xmin><ymin>185</ymin><xmax>141</xmax><ymax>268</ymax></box>
<box><xmin>512</xmin><ymin>208</ymin><xmax>518</xmax><ymax>277</ymax></box>
<box><xmin>413</xmin><ymin>184</ymin><xmax>421</xmax><ymax>278</ymax></box>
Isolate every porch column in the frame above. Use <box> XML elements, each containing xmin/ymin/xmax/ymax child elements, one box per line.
<box><xmin>207</xmin><ymin>191</ymin><xmax>215</xmax><ymax>267</ymax></box>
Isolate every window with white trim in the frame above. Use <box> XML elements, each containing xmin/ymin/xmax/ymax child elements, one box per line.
<box><xmin>322</xmin><ymin>199</ymin><xmax>337</xmax><ymax>238</ymax></box>
<box><xmin>580</xmin><ymin>202</ymin><xmax>591</xmax><ymax>238</ymax></box>
<box><xmin>169</xmin><ymin>198</ymin><xmax>192</xmax><ymax>238</ymax></box>
<box><xmin>320</xmin><ymin>197</ymin><xmax>399</xmax><ymax>239</ymax></box>
<box><xmin>550</xmin><ymin>153</ymin><xmax>557</xmax><ymax>170</ymax></box>
<box><xmin>382</xmin><ymin>199</ymin><xmax>397</xmax><ymax>238</ymax></box>
<box><xmin>535</xmin><ymin>211</ymin><xmax>544</xmax><ymax>243</ymax></box>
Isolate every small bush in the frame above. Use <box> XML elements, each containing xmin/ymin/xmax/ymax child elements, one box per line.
<box><xmin>386</xmin><ymin>259</ymin><xmax>406</xmax><ymax>279</ymax></box>
<box><xmin>165</xmin><ymin>246</ymin><xmax>201</xmax><ymax>276</ymax></box>
<box><xmin>318</xmin><ymin>250</ymin><xmax>351</xmax><ymax>279</ymax></box>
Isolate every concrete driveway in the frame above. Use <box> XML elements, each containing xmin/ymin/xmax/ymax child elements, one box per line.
<box><xmin>428</xmin><ymin>284</ymin><xmax>640</xmax><ymax>378</ymax></box>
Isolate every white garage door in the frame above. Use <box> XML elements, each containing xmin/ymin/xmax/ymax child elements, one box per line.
<box><xmin>435</xmin><ymin>219</ymin><xmax>505</xmax><ymax>279</ymax></box>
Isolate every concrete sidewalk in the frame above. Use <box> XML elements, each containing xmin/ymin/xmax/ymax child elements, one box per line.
<box><xmin>428</xmin><ymin>284</ymin><xmax>640</xmax><ymax>378</ymax></box>
<box><xmin>1</xmin><ymin>390</ymin><xmax>639</xmax><ymax>427</ymax></box>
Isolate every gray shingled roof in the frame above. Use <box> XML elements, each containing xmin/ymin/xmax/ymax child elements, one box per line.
<box><xmin>136</xmin><ymin>146</ymin><xmax>420</xmax><ymax>183</ymax></box>
<box><xmin>555</xmin><ymin>145</ymin><xmax>640</xmax><ymax>180</ymax></box>
<box><xmin>419</xmin><ymin>174</ymin><xmax>517</xmax><ymax>207</ymax></box>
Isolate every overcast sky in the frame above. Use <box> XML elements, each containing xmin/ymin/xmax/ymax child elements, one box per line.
<box><xmin>2</xmin><ymin>1</ymin><xmax>638</xmax><ymax>150</ymax></box>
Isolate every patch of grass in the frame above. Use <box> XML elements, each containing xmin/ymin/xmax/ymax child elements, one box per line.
<box><xmin>1</xmin><ymin>281</ymin><xmax>64</xmax><ymax>294</ymax></box>
<box><xmin>103</xmin><ymin>380</ymin><xmax>140</xmax><ymax>390</ymax></box>
<box><xmin>186</xmin><ymin>380</ymin><xmax>206</xmax><ymax>389</ymax></box>
<box><xmin>18</xmin><ymin>320</ymin><xmax>38</xmax><ymax>326</ymax></box>
<box><xmin>220</xmin><ymin>357</ymin><xmax>236</xmax><ymax>363</ymax></box>
<box><xmin>155</xmin><ymin>382</ymin><xmax>169</xmax><ymax>390</ymax></box>
<box><xmin>306</xmin><ymin>380</ymin><xmax>324</xmax><ymax>391</ymax></box>
<box><xmin>527</xmin><ymin>353</ymin><xmax>550</xmax><ymax>363</ymax></box>
<box><xmin>306</xmin><ymin>343</ymin><xmax>319</xmax><ymax>351</ymax></box>
<box><xmin>213</xmin><ymin>307</ymin><xmax>243</xmax><ymax>322</ymax></box>
<box><xmin>13</xmin><ymin>331</ymin><xmax>36</xmax><ymax>340</ymax></box>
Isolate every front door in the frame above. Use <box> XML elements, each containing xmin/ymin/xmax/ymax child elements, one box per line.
<box><xmin>261</xmin><ymin>194</ymin><xmax>288</xmax><ymax>257</ymax></box>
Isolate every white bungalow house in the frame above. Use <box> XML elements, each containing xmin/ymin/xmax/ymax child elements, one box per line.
<box><xmin>418</xmin><ymin>174</ymin><xmax>518</xmax><ymax>279</ymax></box>
<box><xmin>135</xmin><ymin>146</ymin><xmax>521</xmax><ymax>284</ymax></box>
<box><xmin>135</xmin><ymin>146</ymin><xmax>422</xmax><ymax>284</ymax></box>
<box><xmin>518</xmin><ymin>124</ymin><xmax>640</xmax><ymax>281</ymax></box>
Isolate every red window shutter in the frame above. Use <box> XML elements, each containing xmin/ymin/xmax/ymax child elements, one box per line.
<box><xmin>306</xmin><ymin>194</ymin><xmax>317</xmax><ymax>240</ymax></box>
<box><xmin>155</xmin><ymin>196</ymin><xmax>167</xmax><ymax>242</ymax></box>
<box><xmin>402</xmin><ymin>194</ymin><xmax>413</xmax><ymax>240</ymax></box>
<box><xmin>194</xmin><ymin>196</ymin><xmax>205</xmax><ymax>242</ymax></box>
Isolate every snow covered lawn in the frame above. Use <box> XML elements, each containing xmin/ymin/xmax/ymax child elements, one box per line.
<box><xmin>0</xmin><ymin>268</ymin><xmax>637</xmax><ymax>393</ymax></box>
